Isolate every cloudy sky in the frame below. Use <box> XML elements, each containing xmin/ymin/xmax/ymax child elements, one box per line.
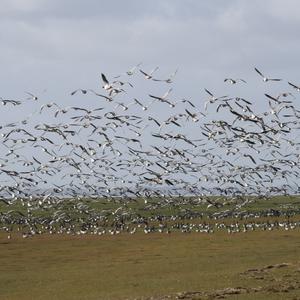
<box><xmin>0</xmin><ymin>0</ymin><xmax>299</xmax><ymax>192</ymax></box>
<box><xmin>0</xmin><ymin>0</ymin><xmax>299</xmax><ymax>106</ymax></box>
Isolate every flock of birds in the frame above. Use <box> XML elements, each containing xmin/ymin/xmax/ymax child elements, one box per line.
<box><xmin>1</xmin><ymin>64</ymin><xmax>300</xmax><ymax>238</ymax></box>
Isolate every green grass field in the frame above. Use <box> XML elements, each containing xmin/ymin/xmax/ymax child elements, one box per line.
<box><xmin>1</xmin><ymin>229</ymin><xmax>300</xmax><ymax>300</ymax></box>
<box><xmin>1</xmin><ymin>196</ymin><xmax>300</xmax><ymax>299</ymax></box>
<box><xmin>1</xmin><ymin>195</ymin><xmax>300</xmax><ymax>220</ymax></box>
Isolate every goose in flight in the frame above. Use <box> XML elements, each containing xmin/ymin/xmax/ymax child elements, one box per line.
<box><xmin>1</xmin><ymin>99</ymin><xmax>21</xmax><ymax>106</ymax></box>
<box><xmin>254</xmin><ymin>68</ymin><xmax>282</xmax><ymax>82</ymax></box>
<box><xmin>70</xmin><ymin>89</ymin><xmax>88</xmax><ymax>96</ymax></box>
<box><xmin>288</xmin><ymin>82</ymin><xmax>300</xmax><ymax>92</ymax></box>
<box><xmin>149</xmin><ymin>88</ymin><xmax>175</xmax><ymax>107</ymax></box>
<box><xmin>224</xmin><ymin>78</ymin><xmax>247</xmax><ymax>84</ymax></box>
<box><xmin>101</xmin><ymin>73</ymin><xmax>125</xmax><ymax>96</ymax></box>
<box><xmin>126</xmin><ymin>62</ymin><xmax>142</xmax><ymax>76</ymax></box>
<box><xmin>101</xmin><ymin>73</ymin><xmax>113</xmax><ymax>91</ymax></box>
<box><xmin>204</xmin><ymin>88</ymin><xmax>229</xmax><ymax>111</ymax></box>
<box><xmin>114</xmin><ymin>62</ymin><xmax>142</xmax><ymax>78</ymax></box>
<box><xmin>139</xmin><ymin>66</ymin><xmax>159</xmax><ymax>80</ymax></box>
<box><xmin>153</xmin><ymin>68</ymin><xmax>178</xmax><ymax>83</ymax></box>
<box><xmin>25</xmin><ymin>92</ymin><xmax>38</xmax><ymax>101</ymax></box>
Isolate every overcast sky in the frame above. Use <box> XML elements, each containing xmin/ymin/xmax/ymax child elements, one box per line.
<box><xmin>0</xmin><ymin>0</ymin><xmax>299</xmax><ymax>193</ymax></box>
<box><xmin>0</xmin><ymin>0</ymin><xmax>299</xmax><ymax>107</ymax></box>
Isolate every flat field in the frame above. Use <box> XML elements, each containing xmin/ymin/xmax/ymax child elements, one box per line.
<box><xmin>1</xmin><ymin>228</ymin><xmax>300</xmax><ymax>300</ymax></box>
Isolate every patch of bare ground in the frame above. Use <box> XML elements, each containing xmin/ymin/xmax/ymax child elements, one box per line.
<box><xmin>139</xmin><ymin>262</ymin><xmax>300</xmax><ymax>300</ymax></box>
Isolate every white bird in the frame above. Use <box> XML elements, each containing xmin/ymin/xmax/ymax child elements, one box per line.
<box><xmin>126</xmin><ymin>62</ymin><xmax>142</xmax><ymax>76</ymax></box>
<box><xmin>288</xmin><ymin>82</ymin><xmax>300</xmax><ymax>92</ymax></box>
<box><xmin>254</xmin><ymin>67</ymin><xmax>282</xmax><ymax>82</ymax></box>
<box><xmin>101</xmin><ymin>73</ymin><xmax>113</xmax><ymax>91</ymax></box>
<box><xmin>224</xmin><ymin>78</ymin><xmax>247</xmax><ymax>84</ymax></box>
<box><xmin>25</xmin><ymin>92</ymin><xmax>38</xmax><ymax>101</ymax></box>
<box><xmin>139</xmin><ymin>66</ymin><xmax>159</xmax><ymax>80</ymax></box>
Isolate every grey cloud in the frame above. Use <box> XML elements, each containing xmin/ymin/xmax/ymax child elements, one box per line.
<box><xmin>0</xmin><ymin>0</ymin><xmax>299</xmax><ymax>106</ymax></box>
<box><xmin>0</xmin><ymin>0</ymin><xmax>231</xmax><ymax>21</ymax></box>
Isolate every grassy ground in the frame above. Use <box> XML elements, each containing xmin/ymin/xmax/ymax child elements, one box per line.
<box><xmin>1</xmin><ymin>229</ymin><xmax>300</xmax><ymax>300</ymax></box>
<box><xmin>1</xmin><ymin>195</ymin><xmax>300</xmax><ymax>223</ymax></box>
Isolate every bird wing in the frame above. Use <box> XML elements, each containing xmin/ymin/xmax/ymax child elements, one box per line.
<box><xmin>288</xmin><ymin>82</ymin><xmax>300</xmax><ymax>89</ymax></box>
<box><xmin>254</xmin><ymin>68</ymin><xmax>264</xmax><ymax>78</ymax></box>
<box><xmin>101</xmin><ymin>73</ymin><xmax>109</xmax><ymax>84</ymax></box>
<box><xmin>204</xmin><ymin>88</ymin><xmax>213</xmax><ymax>97</ymax></box>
